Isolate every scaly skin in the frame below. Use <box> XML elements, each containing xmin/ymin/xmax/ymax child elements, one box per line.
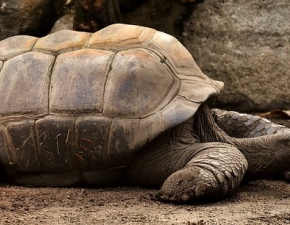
<box><xmin>128</xmin><ymin>106</ymin><xmax>248</xmax><ymax>203</ymax></box>
<box><xmin>129</xmin><ymin>104</ymin><xmax>290</xmax><ymax>203</ymax></box>
<box><xmin>156</xmin><ymin>143</ymin><xmax>247</xmax><ymax>202</ymax></box>
<box><xmin>196</xmin><ymin>105</ymin><xmax>290</xmax><ymax>180</ymax></box>
<box><xmin>211</xmin><ymin>109</ymin><xmax>288</xmax><ymax>138</ymax></box>
<box><xmin>211</xmin><ymin>108</ymin><xmax>290</xmax><ymax>181</ymax></box>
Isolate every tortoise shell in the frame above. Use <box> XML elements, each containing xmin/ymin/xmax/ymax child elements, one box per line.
<box><xmin>0</xmin><ymin>24</ymin><xmax>223</xmax><ymax>185</ymax></box>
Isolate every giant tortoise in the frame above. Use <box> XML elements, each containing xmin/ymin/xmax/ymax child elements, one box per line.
<box><xmin>0</xmin><ymin>23</ymin><xmax>289</xmax><ymax>203</ymax></box>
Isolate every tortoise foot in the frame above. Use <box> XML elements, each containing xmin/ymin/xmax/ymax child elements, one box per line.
<box><xmin>156</xmin><ymin>166</ymin><xmax>216</xmax><ymax>202</ymax></box>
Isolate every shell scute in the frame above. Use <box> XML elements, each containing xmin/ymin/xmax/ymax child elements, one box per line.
<box><xmin>148</xmin><ymin>31</ymin><xmax>198</xmax><ymax>78</ymax></box>
<box><xmin>104</xmin><ymin>48</ymin><xmax>178</xmax><ymax>117</ymax></box>
<box><xmin>137</xmin><ymin>111</ymin><xmax>163</xmax><ymax>148</ymax></box>
<box><xmin>0</xmin><ymin>52</ymin><xmax>54</xmax><ymax>116</ymax></box>
<box><xmin>6</xmin><ymin>120</ymin><xmax>41</xmax><ymax>172</ymax></box>
<box><xmin>35</xmin><ymin>116</ymin><xmax>75</xmax><ymax>172</ymax></box>
<box><xmin>0</xmin><ymin>35</ymin><xmax>38</xmax><ymax>60</ymax></box>
<box><xmin>179</xmin><ymin>78</ymin><xmax>222</xmax><ymax>103</ymax></box>
<box><xmin>162</xmin><ymin>96</ymin><xmax>200</xmax><ymax>131</ymax></box>
<box><xmin>0</xmin><ymin>126</ymin><xmax>10</xmax><ymax>169</ymax></box>
<box><xmin>108</xmin><ymin>118</ymin><xmax>141</xmax><ymax>164</ymax></box>
<box><xmin>34</xmin><ymin>30</ymin><xmax>90</xmax><ymax>54</ymax></box>
<box><xmin>74</xmin><ymin>116</ymin><xmax>111</xmax><ymax>170</ymax></box>
<box><xmin>50</xmin><ymin>49</ymin><xmax>114</xmax><ymax>113</ymax></box>
<box><xmin>88</xmin><ymin>23</ymin><xmax>156</xmax><ymax>50</ymax></box>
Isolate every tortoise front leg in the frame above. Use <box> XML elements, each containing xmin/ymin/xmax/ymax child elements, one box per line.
<box><xmin>157</xmin><ymin>143</ymin><xmax>247</xmax><ymax>202</ymax></box>
<box><xmin>128</xmin><ymin>138</ymin><xmax>247</xmax><ymax>203</ymax></box>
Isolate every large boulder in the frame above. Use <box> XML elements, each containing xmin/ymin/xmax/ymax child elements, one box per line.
<box><xmin>0</xmin><ymin>0</ymin><xmax>54</xmax><ymax>40</ymax></box>
<box><xmin>50</xmin><ymin>0</ymin><xmax>186</xmax><ymax>36</ymax></box>
<box><xmin>122</xmin><ymin>0</ymin><xmax>185</xmax><ymax>36</ymax></box>
<box><xmin>183</xmin><ymin>0</ymin><xmax>290</xmax><ymax>112</ymax></box>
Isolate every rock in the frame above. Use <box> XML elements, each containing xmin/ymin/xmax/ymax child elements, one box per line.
<box><xmin>50</xmin><ymin>14</ymin><xmax>74</xmax><ymax>33</ymax></box>
<box><xmin>53</xmin><ymin>0</ymin><xmax>74</xmax><ymax>16</ymax></box>
<box><xmin>49</xmin><ymin>0</ymin><xmax>75</xmax><ymax>33</ymax></box>
<box><xmin>0</xmin><ymin>0</ymin><xmax>54</xmax><ymax>40</ymax></box>
<box><xmin>183</xmin><ymin>0</ymin><xmax>290</xmax><ymax>112</ymax></box>
<box><xmin>119</xmin><ymin>0</ymin><xmax>146</xmax><ymax>12</ymax></box>
<box><xmin>122</xmin><ymin>0</ymin><xmax>186</xmax><ymax>36</ymax></box>
<box><xmin>51</xmin><ymin>0</ymin><xmax>187</xmax><ymax>37</ymax></box>
<box><xmin>73</xmin><ymin>0</ymin><xmax>122</xmax><ymax>32</ymax></box>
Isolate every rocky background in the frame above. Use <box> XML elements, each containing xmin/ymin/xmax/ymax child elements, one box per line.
<box><xmin>0</xmin><ymin>0</ymin><xmax>72</xmax><ymax>38</ymax></box>
<box><xmin>0</xmin><ymin>0</ymin><xmax>289</xmax><ymax>112</ymax></box>
<box><xmin>183</xmin><ymin>0</ymin><xmax>290</xmax><ymax>112</ymax></box>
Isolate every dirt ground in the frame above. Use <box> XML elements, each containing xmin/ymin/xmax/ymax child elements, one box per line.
<box><xmin>1</xmin><ymin>118</ymin><xmax>290</xmax><ymax>225</ymax></box>
<box><xmin>0</xmin><ymin>180</ymin><xmax>290</xmax><ymax>225</ymax></box>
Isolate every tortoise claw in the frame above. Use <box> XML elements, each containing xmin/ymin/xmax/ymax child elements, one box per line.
<box><xmin>156</xmin><ymin>167</ymin><xmax>201</xmax><ymax>203</ymax></box>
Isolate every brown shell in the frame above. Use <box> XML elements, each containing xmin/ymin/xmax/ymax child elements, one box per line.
<box><xmin>0</xmin><ymin>24</ymin><xmax>223</xmax><ymax>184</ymax></box>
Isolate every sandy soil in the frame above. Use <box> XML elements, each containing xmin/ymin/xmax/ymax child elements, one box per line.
<box><xmin>0</xmin><ymin>180</ymin><xmax>290</xmax><ymax>225</ymax></box>
<box><xmin>0</xmin><ymin>117</ymin><xmax>290</xmax><ymax>225</ymax></box>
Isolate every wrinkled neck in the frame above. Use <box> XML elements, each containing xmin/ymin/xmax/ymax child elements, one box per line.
<box><xmin>168</xmin><ymin>117</ymin><xmax>198</xmax><ymax>144</ymax></box>
<box><xmin>193</xmin><ymin>103</ymin><xmax>232</xmax><ymax>144</ymax></box>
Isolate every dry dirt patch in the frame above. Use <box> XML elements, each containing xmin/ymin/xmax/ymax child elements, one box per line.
<box><xmin>0</xmin><ymin>179</ymin><xmax>290</xmax><ymax>224</ymax></box>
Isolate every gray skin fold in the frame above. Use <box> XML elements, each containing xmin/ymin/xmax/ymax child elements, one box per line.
<box><xmin>128</xmin><ymin>104</ymin><xmax>290</xmax><ymax>203</ymax></box>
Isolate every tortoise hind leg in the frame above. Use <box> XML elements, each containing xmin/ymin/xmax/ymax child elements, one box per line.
<box><xmin>211</xmin><ymin>108</ymin><xmax>288</xmax><ymax>138</ymax></box>
<box><xmin>211</xmin><ymin>109</ymin><xmax>290</xmax><ymax>182</ymax></box>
